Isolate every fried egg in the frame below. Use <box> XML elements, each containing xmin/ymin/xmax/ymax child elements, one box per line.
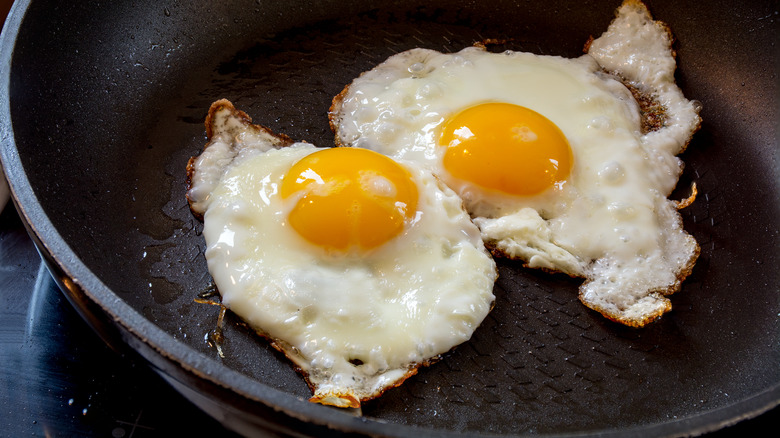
<box><xmin>187</xmin><ymin>100</ymin><xmax>496</xmax><ymax>408</ymax></box>
<box><xmin>329</xmin><ymin>0</ymin><xmax>701</xmax><ymax>327</ymax></box>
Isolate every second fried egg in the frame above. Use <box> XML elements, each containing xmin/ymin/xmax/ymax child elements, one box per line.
<box><xmin>329</xmin><ymin>0</ymin><xmax>700</xmax><ymax>327</ymax></box>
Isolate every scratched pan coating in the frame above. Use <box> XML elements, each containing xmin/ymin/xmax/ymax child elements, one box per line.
<box><xmin>1</xmin><ymin>0</ymin><xmax>778</xmax><ymax>436</ymax></box>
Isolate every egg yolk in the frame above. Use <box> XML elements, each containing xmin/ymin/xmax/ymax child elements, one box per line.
<box><xmin>440</xmin><ymin>102</ymin><xmax>572</xmax><ymax>196</ymax></box>
<box><xmin>281</xmin><ymin>147</ymin><xmax>418</xmax><ymax>252</ymax></box>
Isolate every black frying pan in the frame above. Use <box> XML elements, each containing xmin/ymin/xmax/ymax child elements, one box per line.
<box><xmin>1</xmin><ymin>0</ymin><xmax>778</xmax><ymax>436</ymax></box>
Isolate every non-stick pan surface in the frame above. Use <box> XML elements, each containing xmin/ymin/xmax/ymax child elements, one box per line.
<box><xmin>1</xmin><ymin>0</ymin><xmax>778</xmax><ymax>436</ymax></box>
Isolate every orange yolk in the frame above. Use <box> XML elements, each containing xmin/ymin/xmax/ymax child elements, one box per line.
<box><xmin>281</xmin><ymin>147</ymin><xmax>418</xmax><ymax>252</ymax></box>
<box><xmin>440</xmin><ymin>102</ymin><xmax>572</xmax><ymax>196</ymax></box>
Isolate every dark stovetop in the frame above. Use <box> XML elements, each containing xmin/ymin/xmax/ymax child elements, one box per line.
<box><xmin>0</xmin><ymin>201</ymin><xmax>777</xmax><ymax>437</ymax></box>
<box><xmin>0</xmin><ymin>203</ymin><xmax>242</xmax><ymax>437</ymax></box>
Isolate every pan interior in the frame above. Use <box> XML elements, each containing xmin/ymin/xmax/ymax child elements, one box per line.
<box><xmin>5</xmin><ymin>0</ymin><xmax>778</xmax><ymax>435</ymax></box>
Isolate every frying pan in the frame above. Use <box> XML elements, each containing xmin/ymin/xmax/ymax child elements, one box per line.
<box><xmin>1</xmin><ymin>0</ymin><xmax>778</xmax><ymax>436</ymax></box>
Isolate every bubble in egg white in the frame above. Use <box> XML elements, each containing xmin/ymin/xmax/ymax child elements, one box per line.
<box><xmin>607</xmin><ymin>201</ymin><xmax>637</xmax><ymax>220</ymax></box>
<box><xmin>599</xmin><ymin>161</ymin><xmax>626</xmax><ymax>184</ymax></box>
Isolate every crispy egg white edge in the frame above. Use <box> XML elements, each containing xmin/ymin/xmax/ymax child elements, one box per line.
<box><xmin>576</xmin><ymin>0</ymin><xmax>701</xmax><ymax>325</ymax></box>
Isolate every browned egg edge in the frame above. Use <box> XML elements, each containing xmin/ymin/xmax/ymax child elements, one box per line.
<box><xmin>232</xmin><ymin>314</ymin><xmax>450</xmax><ymax>409</ymax></box>
<box><xmin>185</xmin><ymin>99</ymin><xmax>295</xmax><ymax>220</ymax></box>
